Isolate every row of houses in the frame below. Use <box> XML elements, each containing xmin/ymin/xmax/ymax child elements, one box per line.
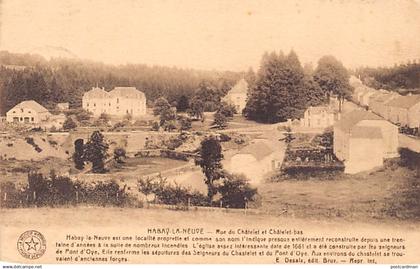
<box><xmin>350</xmin><ymin>76</ymin><xmax>420</xmax><ymax>131</ymax></box>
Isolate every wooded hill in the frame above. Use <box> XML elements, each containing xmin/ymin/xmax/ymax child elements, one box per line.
<box><xmin>0</xmin><ymin>51</ymin><xmax>241</xmax><ymax>115</ymax></box>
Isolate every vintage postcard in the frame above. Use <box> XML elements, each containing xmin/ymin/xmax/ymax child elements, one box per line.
<box><xmin>0</xmin><ymin>0</ymin><xmax>419</xmax><ymax>266</ymax></box>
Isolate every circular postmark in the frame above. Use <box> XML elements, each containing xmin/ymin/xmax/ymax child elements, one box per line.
<box><xmin>17</xmin><ymin>230</ymin><xmax>46</xmax><ymax>259</ymax></box>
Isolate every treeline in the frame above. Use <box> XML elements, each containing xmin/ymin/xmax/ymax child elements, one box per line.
<box><xmin>0</xmin><ymin>51</ymin><xmax>241</xmax><ymax>115</ymax></box>
<box><xmin>355</xmin><ymin>62</ymin><xmax>420</xmax><ymax>92</ymax></box>
<box><xmin>244</xmin><ymin>51</ymin><xmax>352</xmax><ymax>123</ymax></box>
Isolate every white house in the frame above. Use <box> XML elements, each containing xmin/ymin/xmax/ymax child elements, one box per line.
<box><xmin>333</xmin><ymin>110</ymin><xmax>399</xmax><ymax>174</ymax></box>
<box><xmin>300</xmin><ymin>106</ymin><xmax>338</xmax><ymax>128</ymax></box>
<box><xmin>228</xmin><ymin>139</ymin><xmax>281</xmax><ymax>184</ymax></box>
<box><xmin>82</xmin><ymin>86</ymin><xmax>147</xmax><ymax>117</ymax></box>
<box><xmin>6</xmin><ymin>100</ymin><xmax>51</xmax><ymax>124</ymax></box>
<box><xmin>222</xmin><ymin>79</ymin><xmax>248</xmax><ymax>114</ymax></box>
<box><xmin>56</xmin><ymin>102</ymin><xmax>69</xmax><ymax>111</ymax></box>
<box><xmin>385</xmin><ymin>95</ymin><xmax>420</xmax><ymax>129</ymax></box>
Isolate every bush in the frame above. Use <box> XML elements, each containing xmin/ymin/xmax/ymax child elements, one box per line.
<box><xmin>0</xmin><ymin>172</ymin><xmax>139</xmax><ymax>208</ymax></box>
<box><xmin>218</xmin><ymin>133</ymin><xmax>231</xmax><ymax>142</ymax></box>
<box><xmin>151</xmin><ymin>121</ymin><xmax>160</xmax><ymax>131</ymax></box>
<box><xmin>217</xmin><ymin>173</ymin><xmax>257</xmax><ymax>208</ymax></box>
<box><xmin>63</xmin><ymin>117</ymin><xmax>77</xmax><ymax>130</ymax></box>
<box><xmin>25</xmin><ymin>137</ymin><xmax>42</xmax><ymax>152</ymax></box>
<box><xmin>138</xmin><ymin>176</ymin><xmax>209</xmax><ymax>207</ymax></box>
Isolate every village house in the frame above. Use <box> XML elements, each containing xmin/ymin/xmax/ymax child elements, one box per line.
<box><xmin>228</xmin><ymin>139</ymin><xmax>282</xmax><ymax>184</ymax></box>
<box><xmin>82</xmin><ymin>86</ymin><xmax>147</xmax><ymax>117</ymax></box>
<box><xmin>300</xmin><ymin>106</ymin><xmax>338</xmax><ymax>128</ymax></box>
<box><xmin>333</xmin><ymin>110</ymin><xmax>399</xmax><ymax>174</ymax></box>
<box><xmin>385</xmin><ymin>94</ymin><xmax>420</xmax><ymax>130</ymax></box>
<box><xmin>56</xmin><ymin>102</ymin><xmax>69</xmax><ymax>111</ymax></box>
<box><xmin>222</xmin><ymin>78</ymin><xmax>248</xmax><ymax>114</ymax></box>
<box><xmin>359</xmin><ymin>88</ymin><xmax>377</xmax><ymax>107</ymax></box>
<box><xmin>369</xmin><ymin>91</ymin><xmax>399</xmax><ymax>118</ymax></box>
<box><xmin>6</xmin><ymin>100</ymin><xmax>51</xmax><ymax>124</ymax></box>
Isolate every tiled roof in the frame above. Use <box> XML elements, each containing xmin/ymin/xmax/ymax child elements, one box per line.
<box><xmin>351</xmin><ymin>126</ymin><xmax>383</xmax><ymax>139</ymax></box>
<box><xmin>84</xmin><ymin>87</ymin><xmax>145</xmax><ymax>99</ymax></box>
<box><xmin>306</xmin><ymin>106</ymin><xmax>335</xmax><ymax>114</ymax></box>
<box><xmin>10</xmin><ymin>100</ymin><xmax>49</xmax><ymax>113</ymax></box>
<box><xmin>83</xmin><ymin>87</ymin><xmax>109</xmax><ymax>98</ymax></box>
<box><xmin>238</xmin><ymin>140</ymin><xmax>274</xmax><ymax>161</ymax></box>
<box><xmin>109</xmin><ymin>87</ymin><xmax>145</xmax><ymax>99</ymax></box>
<box><xmin>335</xmin><ymin>110</ymin><xmax>383</xmax><ymax>133</ymax></box>
<box><xmin>386</xmin><ymin>95</ymin><xmax>420</xmax><ymax>109</ymax></box>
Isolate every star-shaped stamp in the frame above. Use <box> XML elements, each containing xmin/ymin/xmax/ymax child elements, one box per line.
<box><xmin>17</xmin><ymin>230</ymin><xmax>46</xmax><ymax>259</ymax></box>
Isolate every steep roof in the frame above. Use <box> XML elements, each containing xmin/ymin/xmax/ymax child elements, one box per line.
<box><xmin>386</xmin><ymin>95</ymin><xmax>420</xmax><ymax>109</ymax></box>
<box><xmin>83</xmin><ymin>87</ymin><xmax>109</xmax><ymax>98</ymax></box>
<box><xmin>228</xmin><ymin>79</ymin><xmax>248</xmax><ymax>94</ymax></box>
<box><xmin>109</xmin><ymin>87</ymin><xmax>145</xmax><ymax>99</ymax></box>
<box><xmin>306</xmin><ymin>106</ymin><xmax>335</xmax><ymax>115</ymax></box>
<box><xmin>351</xmin><ymin>126</ymin><xmax>383</xmax><ymax>139</ymax></box>
<box><xmin>334</xmin><ymin>110</ymin><xmax>383</xmax><ymax>133</ymax></box>
<box><xmin>10</xmin><ymin>100</ymin><xmax>49</xmax><ymax>113</ymax></box>
<box><xmin>237</xmin><ymin>140</ymin><xmax>274</xmax><ymax>161</ymax></box>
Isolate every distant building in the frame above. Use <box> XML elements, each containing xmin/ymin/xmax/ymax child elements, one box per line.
<box><xmin>300</xmin><ymin>106</ymin><xmax>338</xmax><ymax>128</ymax></box>
<box><xmin>56</xmin><ymin>102</ymin><xmax>69</xmax><ymax>111</ymax></box>
<box><xmin>228</xmin><ymin>139</ymin><xmax>282</xmax><ymax>184</ymax></box>
<box><xmin>333</xmin><ymin>110</ymin><xmax>398</xmax><ymax>174</ymax></box>
<box><xmin>82</xmin><ymin>86</ymin><xmax>146</xmax><ymax>117</ymax></box>
<box><xmin>6</xmin><ymin>100</ymin><xmax>51</xmax><ymax>124</ymax></box>
<box><xmin>369</xmin><ymin>92</ymin><xmax>398</xmax><ymax>118</ymax></box>
<box><xmin>385</xmin><ymin>95</ymin><xmax>420</xmax><ymax>129</ymax></box>
<box><xmin>222</xmin><ymin>79</ymin><xmax>248</xmax><ymax>114</ymax></box>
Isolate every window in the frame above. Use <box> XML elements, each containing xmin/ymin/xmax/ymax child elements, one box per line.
<box><xmin>31</xmin><ymin>117</ymin><xmax>34</xmax><ymax>122</ymax></box>
<box><xmin>117</xmin><ymin>98</ymin><xmax>119</xmax><ymax>104</ymax></box>
<box><xmin>12</xmin><ymin>110</ymin><xmax>16</xmax><ymax>113</ymax></box>
<box><xmin>28</xmin><ymin>110</ymin><xmax>31</xmax><ymax>114</ymax></box>
<box><xmin>21</xmin><ymin>108</ymin><xmax>24</xmax><ymax>113</ymax></box>
<box><xmin>94</xmin><ymin>103</ymin><xmax>96</xmax><ymax>107</ymax></box>
<box><xmin>87</xmin><ymin>103</ymin><xmax>89</xmax><ymax>107</ymax></box>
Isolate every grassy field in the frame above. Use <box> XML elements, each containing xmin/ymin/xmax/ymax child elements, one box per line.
<box><xmin>259</xmin><ymin>161</ymin><xmax>420</xmax><ymax>222</ymax></box>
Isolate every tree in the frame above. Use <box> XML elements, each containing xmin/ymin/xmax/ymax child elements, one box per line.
<box><xmin>217</xmin><ymin>173</ymin><xmax>257</xmax><ymax>208</ymax></box>
<box><xmin>72</xmin><ymin>138</ymin><xmax>85</xmax><ymax>170</ymax></box>
<box><xmin>176</xmin><ymin>95</ymin><xmax>190</xmax><ymax>112</ymax></box>
<box><xmin>217</xmin><ymin>101</ymin><xmax>236</xmax><ymax>117</ymax></box>
<box><xmin>213</xmin><ymin>111</ymin><xmax>228</xmax><ymax>129</ymax></box>
<box><xmin>84</xmin><ymin>131</ymin><xmax>109</xmax><ymax>173</ymax></box>
<box><xmin>160</xmin><ymin>107</ymin><xmax>177</xmax><ymax>131</ymax></box>
<box><xmin>63</xmin><ymin>116</ymin><xmax>77</xmax><ymax>130</ymax></box>
<box><xmin>313</xmin><ymin>55</ymin><xmax>352</xmax><ymax>101</ymax></box>
<box><xmin>113</xmin><ymin>147</ymin><xmax>126</xmax><ymax>163</ymax></box>
<box><xmin>188</xmin><ymin>96</ymin><xmax>204</xmax><ymax>120</ymax></box>
<box><xmin>195</xmin><ymin>137</ymin><xmax>224</xmax><ymax>199</ymax></box>
<box><xmin>193</xmin><ymin>81</ymin><xmax>221</xmax><ymax>112</ymax></box>
<box><xmin>178</xmin><ymin>115</ymin><xmax>192</xmax><ymax>131</ymax></box>
<box><xmin>95</xmin><ymin>113</ymin><xmax>111</xmax><ymax>126</ymax></box>
<box><xmin>153</xmin><ymin>97</ymin><xmax>171</xmax><ymax>116</ymax></box>
<box><xmin>244</xmin><ymin>50</ymin><xmax>308</xmax><ymax>123</ymax></box>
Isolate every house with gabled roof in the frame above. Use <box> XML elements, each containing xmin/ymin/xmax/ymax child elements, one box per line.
<box><xmin>228</xmin><ymin>139</ymin><xmax>281</xmax><ymax>184</ymax></box>
<box><xmin>6</xmin><ymin>100</ymin><xmax>51</xmax><ymax>124</ymax></box>
<box><xmin>333</xmin><ymin>110</ymin><xmax>398</xmax><ymax>173</ymax></box>
<box><xmin>82</xmin><ymin>86</ymin><xmax>146</xmax><ymax>117</ymax></box>
<box><xmin>222</xmin><ymin>78</ymin><xmax>248</xmax><ymax>114</ymax></box>
<box><xmin>385</xmin><ymin>95</ymin><xmax>420</xmax><ymax>129</ymax></box>
<box><xmin>300</xmin><ymin>105</ymin><xmax>339</xmax><ymax>128</ymax></box>
<box><xmin>369</xmin><ymin>91</ymin><xmax>399</xmax><ymax>118</ymax></box>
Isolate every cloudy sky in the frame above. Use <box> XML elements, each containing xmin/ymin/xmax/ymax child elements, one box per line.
<box><xmin>1</xmin><ymin>0</ymin><xmax>419</xmax><ymax>71</ymax></box>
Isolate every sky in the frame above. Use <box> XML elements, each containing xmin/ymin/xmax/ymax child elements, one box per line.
<box><xmin>0</xmin><ymin>0</ymin><xmax>419</xmax><ymax>71</ymax></box>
